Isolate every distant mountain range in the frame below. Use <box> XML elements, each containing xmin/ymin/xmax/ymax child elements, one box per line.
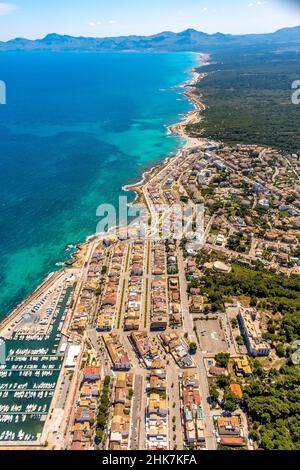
<box><xmin>1</xmin><ymin>26</ymin><xmax>300</xmax><ymax>52</ymax></box>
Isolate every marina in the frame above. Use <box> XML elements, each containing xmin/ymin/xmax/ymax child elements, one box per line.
<box><xmin>0</xmin><ymin>277</ymin><xmax>76</xmax><ymax>443</ymax></box>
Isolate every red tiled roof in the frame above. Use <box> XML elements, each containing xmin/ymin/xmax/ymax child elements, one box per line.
<box><xmin>83</xmin><ymin>366</ymin><xmax>101</xmax><ymax>376</ymax></box>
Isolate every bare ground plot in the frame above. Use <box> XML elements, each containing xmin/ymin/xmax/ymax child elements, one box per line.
<box><xmin>195</xmin><ymin>318</ymin><xmax>228</xmax><ymax>355</ymax></box>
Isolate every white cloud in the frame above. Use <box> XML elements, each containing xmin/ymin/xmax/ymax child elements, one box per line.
<box><xmin>88</xmin><ymin>21</ymin><xmax>101</xmax><ymax>27</ymax></box>
<box><xmin>248</xmin><ymin>1</ymin><xmax>268</xmax><ymax>7</ymax></box>
<box><xmin>0</xmin><ymin>2</ymin><xmax>16</xmax><ymax>15</ymax></box>
<box><xmin>202</xmin><ymin>7</ymin><xmax>208</xmax><ymax>13</ymax></box>
<box><xmin>89</xmin><ymin>19</ymin><xmax>116</xmax><ymax>28</ymax></box>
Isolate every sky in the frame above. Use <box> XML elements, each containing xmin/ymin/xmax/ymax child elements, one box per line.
<box><xmin>0</xmin><ymin>0</ymin><xmax>300</xmax><ymax>41</ymax></box>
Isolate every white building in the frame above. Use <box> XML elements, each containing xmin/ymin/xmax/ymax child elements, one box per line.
<box><xmin>238</xmin><ymin>308</ymin><xmax>270</xmax><ymax>357</ymax></box>
<box><xmin>65</xmin><ymin>344</ymin><xmax>81</xmax><ymax>368</ymax></box>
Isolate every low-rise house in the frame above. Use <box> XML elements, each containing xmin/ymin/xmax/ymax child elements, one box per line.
<box><xmin>146</xmin><ymin>370</ymin><xmax>167</xmax><ymax>392</ymax></box>
<box><xmin>215</xmin><ymin>415</ymin><xmax>246</xmax><ymax>448</ymax></box>
<box><xmin>97</xmin><ymin>243</ymin><xmax>126</xmax><ymax>332</ymax></box>
<box><xmin>146</xmin><ymin>391</ymin><xmax>168</xmax><ymax>450</ymax></box>
<box><xmin>229</xmin><ymin>383</ymin><xmax>243</xmax><ymax>399</ymax></box>
<box><xmin>168</xmin><ymin>277</ymin><xmax>182</xmax><ymax>325</ymax></box>
<box><xmin>220</xmin><ymin>436</ymin><xmax>246</xmax><ymax>447</ymax></box>
<box><xmin>83</xmin><ymin>366</ymin><xmax>103</xmax><ymax>382</ymax></box>
<box><xmin>109</xmin><ymin>372</ymin><xmax>133</xmax><ymax>451</ymax></box>
<box><xmin>69</xmin><ymin>364</ymin><xmax>103</xmax><ymax>450</ymax></box>
<box><xmin>180</xmin><ymin>371</ymin><xmax>206</xmax><ymax>449</ymax></box>
<box><xmin>189</xmin><ymin>295</ymin><xmax>204</xmax><ymax>313</ymax></box>
<box><xmin>130</xmin><ymin>331</ymin><xmax>162</xmax><ymax>369</ymax></box>
<box><xmin>150</xmin><ymin>257</ymin><xmax>168</xmax><ymax>330</ymax></box>
<box><xmin>147</xmin><ymin>393</ymin><xmax>168</xmax><ymax>417</ymax></box>
<box><xmin>103</xmin><ymin>332</ymin><xmax>132</xmax><ymax>370</ymax></box>
<box><xmin>235</xmin><ymin>356</ymin><xmax>252</xmax><ymax>377</ymax></box>
<box><xmin>160</xmin><ymin>332</ymin><xmax>194</xmax><ymax>368</ymax></box>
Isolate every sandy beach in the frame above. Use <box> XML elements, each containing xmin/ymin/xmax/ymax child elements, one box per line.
<box><xmin>123</xmin><ymin>54</ymin><xmax>208</xmax><ymax>209</ymax></box>
<box><xmin>169</xmin><ymin>72</ymin><xmax>208</xmax><ymax>138</ymax></box>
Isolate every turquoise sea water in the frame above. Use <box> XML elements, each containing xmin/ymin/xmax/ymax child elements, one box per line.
<box><xmin>0</xmin><ymin>51</ymin><xmax>197</xmax><ymax>319</ymax></box>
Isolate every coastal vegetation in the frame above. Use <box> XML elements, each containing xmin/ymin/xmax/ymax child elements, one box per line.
<box><xmin>199</xmin><ymin>261</ymin><xmax>300</xmax><ymax>449</ymax></box>
<box><xmin>244</xmin><ymin>362</ymin><xmax>300</xmax><ymax>450</ymax></box>
<box><xmin>210</xmin><ymin>360</ymin><xmax>300</xmax><ymax>449</ymax></box>
<box><xmin>188</xmin><ymin>261</ymin><xmax>300</xmax><ymax>360</ymax></box>
<box><xmin>215</xmin><ymin>352</ymin><xmax>230</xmax><ymax>368</ymax></box>
<box><xmin>187</xmin><ymin>48</ymin><xmax>300</xmax><ymax>153</ymax></box>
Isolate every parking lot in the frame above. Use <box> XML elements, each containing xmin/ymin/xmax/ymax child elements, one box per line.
<box><xmin>195</xmin><ymin>318</ymin><xmax>228</xmax><ymax>355</ymax></box>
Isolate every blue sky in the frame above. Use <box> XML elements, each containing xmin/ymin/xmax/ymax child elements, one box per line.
<box><xmin>0</xmin><ymin>0</ymin><xmax>299</xmax><ymax>41</ymax></box>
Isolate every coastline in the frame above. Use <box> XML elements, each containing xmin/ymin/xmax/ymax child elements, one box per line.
<box><xmin>122</xmin><ymin>52</ymin><xmax>208</xmax><ymax>207</ymax></box>
<box><xmin>0</xmin><ymin>52</ymin><xmax>207</xmax><ymax>324</ymax></box>
<box><xmin>60</xmin><ymin>52</ymin><xmax>208</xmax><ymax>269</ymax></box>
<box><xmin>0</xmin><ymin>51</ymin><xmax>208</xmax><ymax>448</ymax></box>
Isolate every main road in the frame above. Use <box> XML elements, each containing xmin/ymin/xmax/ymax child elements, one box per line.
<box><xmin>177</xmin><ymin>248</ymin><xmax>217</xmax><ymax>451</ymax></box>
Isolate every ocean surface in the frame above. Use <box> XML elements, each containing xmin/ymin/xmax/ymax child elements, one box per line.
<box><xmin>0</xmin><ymin>51</ymin><xmax>197</xmax><ymax>319</ymax></box>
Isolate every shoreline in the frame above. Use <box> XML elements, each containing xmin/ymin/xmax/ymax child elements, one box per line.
<box><xmin>0</xmin><ymin>52</ymin><xmax>208</xmax><ymax>449</ymax></box>
<box><xmin>122</xmin><ymin>52</ymin><xmax>208</xmax><ymax>205</ymax></box>
<box><xmin>55</xmin><ymin>52</ymin><xmax>209</xmax><ymax>267</ymax></box>
<box><xmin>0</xmin><ymin>50</ymin><xmax>211</xmax><ymax>449</ymax></box>
<box><xmin>0</xmin><ymin>52</ymin><xmax>207</xmax><ymax>325</ymax></box>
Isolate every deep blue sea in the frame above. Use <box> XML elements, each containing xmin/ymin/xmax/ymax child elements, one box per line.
<box><xmin>0</xmin><ymin>51</ymin><xmax>197</xmax><ymax>318</ymax></box>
